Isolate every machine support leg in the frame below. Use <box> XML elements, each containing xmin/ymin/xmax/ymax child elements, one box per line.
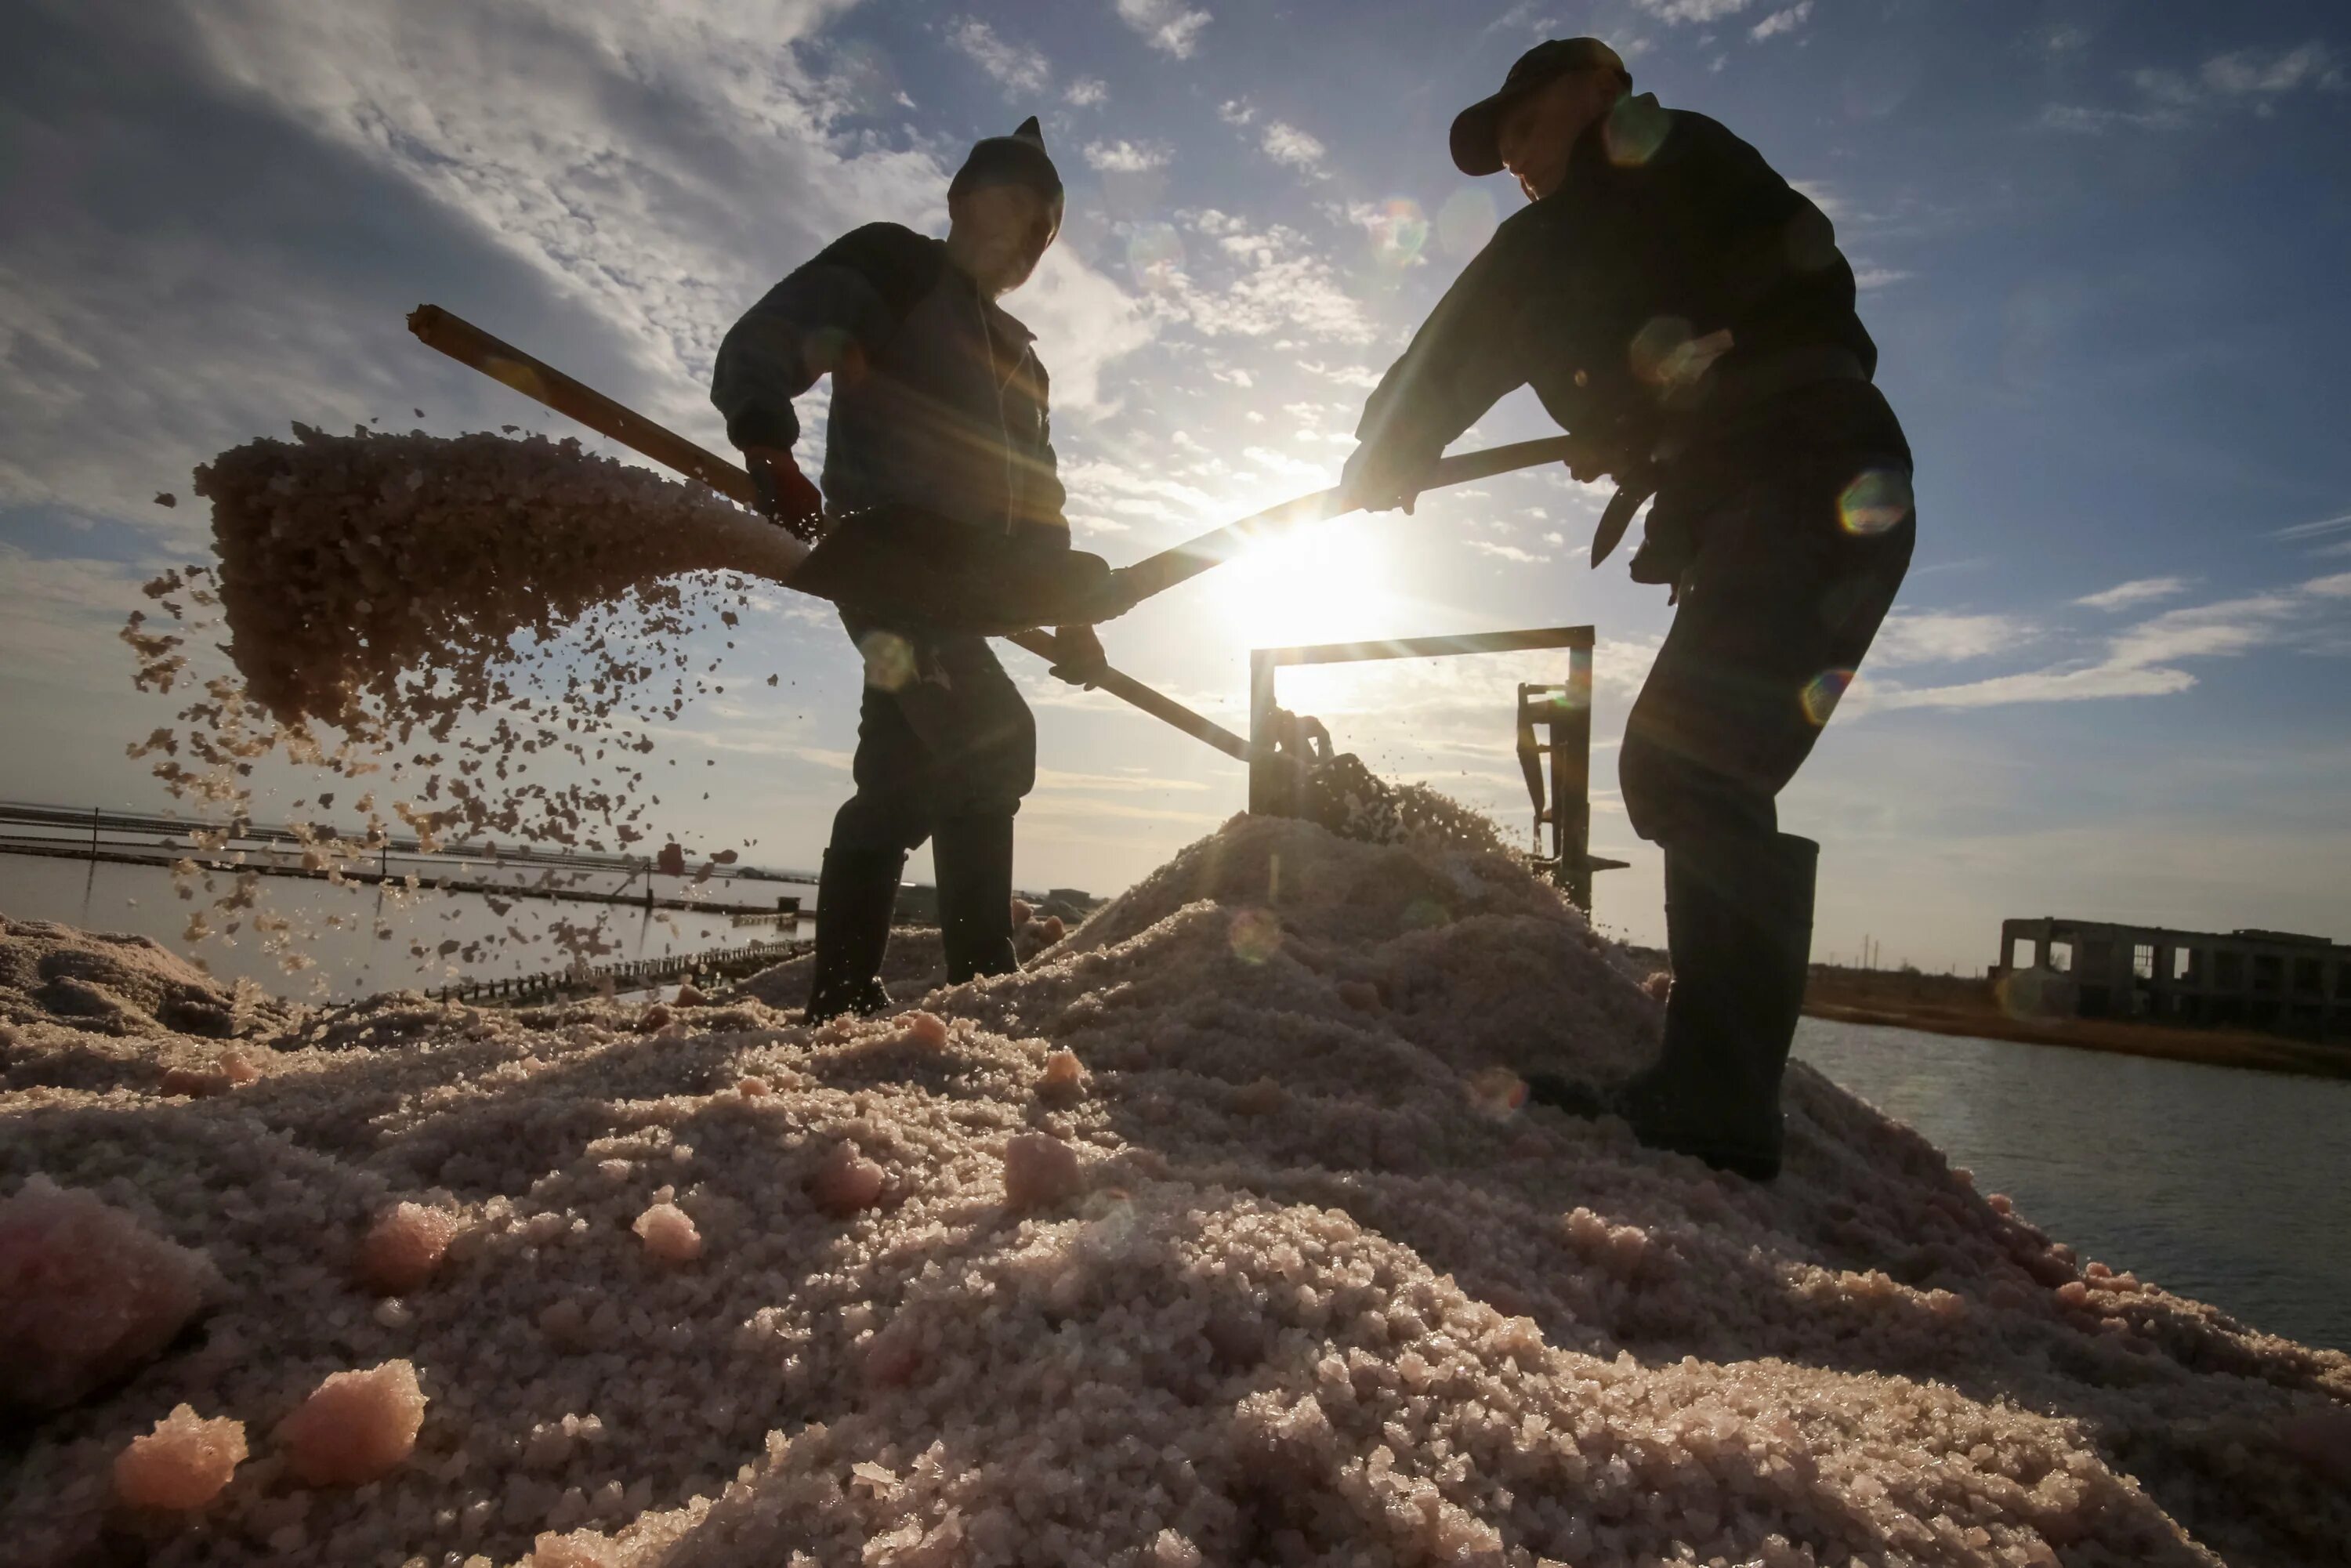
<box><xmin>1563</xmin><ymin>645</ymin><xmax>1595</xmax><ymax>912</ymax></box>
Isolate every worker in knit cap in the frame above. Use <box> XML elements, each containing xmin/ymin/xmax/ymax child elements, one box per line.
<box><xmin>712</xmin><ymin>118</ymin><xmax>1107</xmax><ymax>1023</ymax></box>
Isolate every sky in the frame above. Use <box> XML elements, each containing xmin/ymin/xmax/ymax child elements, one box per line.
<box><xmin>2</xmin><ymin>0</ymin><xmax>2348</xmax><ymax>973</ymax></box>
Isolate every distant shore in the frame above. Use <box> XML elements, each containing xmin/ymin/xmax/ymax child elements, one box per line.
<box><xmin>1804</xmin><ymin>971</ymin><xmax>2351</xmax><ymax>1081</ymax></box>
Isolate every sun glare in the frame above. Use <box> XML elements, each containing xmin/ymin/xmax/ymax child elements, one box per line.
<box><xmin>1202</xmin><ymin>513</ymin><xmax>1415</xmax><ymax>650</ymax></box>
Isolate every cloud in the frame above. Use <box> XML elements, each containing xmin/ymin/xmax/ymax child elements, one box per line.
<box><xmin>947</xmin><ymin>18</ymin><xmax>1050</xmax><ymax>96</ymax></box>
<box><xmin>1632</xmin><ymin>0</ymin><xmax>1755</xmax><ymax>23</ymax></box>
<box><xmin>1469</xmin><ymin>540</ymin><xmax>1545</xmax><ymax>564</ymax></box>
<box><xmin>1064</xmin><ymin>77</ymin><xmax>1107</xmax><ymax>107</ymax></box>
<box><xmin>1150</xmin><ymin>212</ymin><xmax>1375</xmax><ymax>345</ymax></box>
<box><xmin>1871</xmin><ymin>611</ymin><xmax>2032</xmax><ymax>667</ymax></box>
<box><xmin>2074</xmin><ymin>576</ymin><xmax>2189</xmax><ymax>612</ymax></box>
<box><xmin>2201</xmin><ymin>42</ymin><xmax>2342</xmax><ymax>96</ymax></box>
<box><xmin>1850</xmin><ymin>265</ymin><xmax>1912</xmax><ymax>289</ymax></box>
<box><xmin>1082</xmin><ymin>139</ymin><xmax>1171</xmax><ymax>173</ymax></box>
<box><xmin>1877</xmin><ymin>575</ymin><xmax>2348</xmax><ymax>711</ymax></box>
<box><xmin>1748</xmin><ymin>2</ymin><xmax>1811</xmax><ymax>42</ymax></box>
<box><xmin>0</xmin><ymin>545</ymin><xmax>156</xmax><ymax>671</ymax></box>
<box><xmin>1114</xmin><ymin>0</ymin><xmax>1211</xmax><ymax>60</ymax></box>
<box><xmin>1260</xmin><ymin>121</ymin><xmax>1327</xmax><ymax>173</ymax></box>
<box><xmin>2272</xmin><ymin>509</ymin><xmax>2351</xmax><ymax>541</ymax></box>
<box><xmin>1216</xmin><ymin>99</ymin><xmax>1255</xmax><ymax>127</ymax></box>
<box><xmin>2042</xmin><ymin>40</ymin><xmax>2342</xmax><ymax>136</ymax></box>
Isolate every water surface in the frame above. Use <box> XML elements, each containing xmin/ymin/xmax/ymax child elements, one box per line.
<box><xmin>1796</xmin><ymin>1017</ymin><xmax>2351</xmax><ymax>1353</ymax></box>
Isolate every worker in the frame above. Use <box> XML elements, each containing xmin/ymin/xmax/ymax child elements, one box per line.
<box><xmin>710</xmin><ymin>118</ymin><xmax>1105</xmax><ymax>1023</ymax></box>
<box><xmin>1339</xmin><ymin>40</ymin><xmax>1914</xmax><ymax>1179</ymax></box>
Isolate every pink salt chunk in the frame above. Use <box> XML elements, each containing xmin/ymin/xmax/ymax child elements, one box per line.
<box><xmin>357</xmin><ymin>1202</ymin><xmax>462</xmax><ymax>1295</ymax></box>
<box><xmin>215</xmin><ymin>1048</ymin><xmax>262</xmax><ymax>1085</ymax></box>
<box><xmin>0</xmin><ymin>1175</ymin><xmax>213</xmax><ymax>1410</ymax></box>
<box><xmin>1038</xmin><ymin>1049</ymin><xmax>1087</xmax><ymax>1101</ymax></box>
<box><xmin>1010</xmin><ymin>898</ymin><xmax>1034</xmax><ymax>924</ymax></box>
<box><xmin>114</xmin><ymin>1403</ymin><xmax>247</xmax><ymax>1509</ymax></box>
<box><xmin>901</xmin><ymin>1010</ymin><xmax>949</xmax><ymax>1049</ymax></box>
<box><xmin>276</xmin><ymin>1360</ymin><xmax>426</xmax><ymax>1486</ymax></box>
<box><xmin>160</xmin><ymin>1065</ymin><xmax>233</xmax><ymax>1098</ymax></box>
<box><xmin>632</xmin><ymin>1202</ymin><xmax>702</xmax><ymax>1262</ymax></box>
<box><xmin>736</xmin><ymin>1075</ymin><xmax>770</xmax><ymax>1098</ymax></box>
<box><xmin>1003</xmin><ymin>1133</ymin><xmax>1083</xmax><ymax>1211</ymax></box>
<box><xmin>810</xmin><ymin>1141</ymin><xmax>886</xmax><ymax>1217</ymax></box>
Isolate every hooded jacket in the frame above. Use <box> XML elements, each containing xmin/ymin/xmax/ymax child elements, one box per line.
<box><xmin>711</xmin><ymin>223</ymin><xmax>1068</xmax><ymax>545</ymax></box>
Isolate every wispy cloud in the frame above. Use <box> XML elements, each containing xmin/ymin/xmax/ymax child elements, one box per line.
<box><xmin>947</xmin><ymin>18</ymin><xmax>1051</xmax><ymax>96</ymax></box>
<box><xmin>2042</xmin><ymin>40</ymin><xmax>2342</xmax><ymax>135</ymax></box>
<box><xmin>1065</xmin><ymin>77</ymin><xmax>1108</xmax><ymax>107</ymax></box>
<box><xmin>1749</xmin><ymin>2</ymin><xmax>1811</xmax><ymax>42</ymax></box>
<box><xmin>1114</xmin><ymin>0</ymin><xmax>1212</xmax><ymax>60</ymax></box>
<box><xmin>1082</xmin><ymin>139</ymin><xmax>1170</xmax><ymax>172</ymax></box>
<box><xmin>2074</xmin><ymin>576</ymin><xmax>2189</xmax><ymax>612</ymax></box>
<box><xmin>1877</xmin><ymin>575</ymin><xmax>2349</xmax><ymax>710</ymax></box>
<box><xmin>1871</xmin><ymin>610</ymin><xmax>2033</xmax><ymax>667</ymax></box>
<box><xmin>1260</xmin><ymin>121</ymin><xmax>1328</xmax><ymax>173</ymax></box>
<box><xmin>2273</xmin><ymin>509</ymin><xmax>2351</xmax><ymax>541</ymax></box>
<box><xmin>1632</xmin><ymin>0</ymin><xmax>1755</xmax><ymax>24</ymax></box>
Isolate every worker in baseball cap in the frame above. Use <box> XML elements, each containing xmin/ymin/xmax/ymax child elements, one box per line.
<box><xmin>1339</xmin><ymin>40</ymin><xmax>1917</xmax><ymax>1180</ymax></box>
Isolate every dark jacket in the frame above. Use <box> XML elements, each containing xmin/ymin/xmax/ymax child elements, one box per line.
<box><xmin>1356</xmin><ymin>96</ymin><xmax>1906</xmax><ymax>493</ymax></box>
<box><xmin>711</xmin><ymin>223</ymin><xmax>1069</xmax><ymax>544</ymax></box>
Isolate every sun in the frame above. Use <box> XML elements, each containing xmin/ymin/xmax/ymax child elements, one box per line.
<box><xmin>1200</xmin><ymin>512</ymin><xmax>1415</xmax><ymax>650</ymax></box>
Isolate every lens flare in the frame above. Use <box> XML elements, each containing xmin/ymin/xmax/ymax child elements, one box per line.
<box><xmin>1838</xmin><ymin>468</ymin><xmax>1913</xmax><ymax>535</ymax></box>
<box><xmin>1228</xmin><ymin>907</ymin><xmax>1281</xmax><ymax>964</ymax></box>
<box><xmin>1125</xmin><ymin>222</ymin><xmax>1184</xmax><ymax>292</ymax></box>
<box><xmin>858</xmin><ymin>630</ymin><xmax>917</xmax><ymax>693</ymax></box>
<box><xmin>1362</xmin><ymin>198</ymin><xmax>1429</xmax><ymax>270</ymax></box>
<box><xmin>1800</xmin><ymin>668</ymin><xmax>1855</xmax><ymax>727</ymax></box>
<box><xmin>1603</xmin><ymin>96</ymin><xmax>1672</xmax><ymax>167</ymax></box>
<box><xmin>1436</xmin><ymin>186</ymin><xmax>1498</xmax><ymax>259</ymax></box>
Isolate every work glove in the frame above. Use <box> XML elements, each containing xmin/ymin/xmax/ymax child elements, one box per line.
<box><xmin>1046</xmin><ymin>624</ymin><xmax>1107</xmax><ymax>688</ymax></box>
<box><xmin>1339</xmin><ymin>441</ymin><xmax>1433</xmax><ymax>516</ymax></box>
<box><xmin>741</xmin><ymin>445</ymin><xmax>824</xmax><ymax>541</ymax></box>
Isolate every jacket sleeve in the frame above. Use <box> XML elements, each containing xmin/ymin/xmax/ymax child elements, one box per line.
<box><xmin>708</xmin><ymin>223</ymin><xmax>937</xmax><ymax>452</ymax></box>
<box><xmin>1352</xmin><ymin>216</ymin><xmax>1547</xmax><ymax>466</ymax></box>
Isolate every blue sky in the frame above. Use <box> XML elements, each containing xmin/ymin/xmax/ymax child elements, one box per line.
<box><xmin>2</xmin><ymin>0</ymin><xmax>2347</xmax><ymax>971</ymax></box>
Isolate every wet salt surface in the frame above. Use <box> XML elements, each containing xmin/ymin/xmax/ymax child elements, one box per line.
<box><xmin>1794</xmin><ymin>1019</ymin><xmax>2351</xmax><ymax>1355</ymax></box>
<box><xmin>2</xmin><ymin>854</ymin><xmax>812</xmax><ymax>1001</ymax></box>
<box><xmin>5</xmin><ymin>815</ymin><xmax>2347</xmax><ymax>1566</ymax></box>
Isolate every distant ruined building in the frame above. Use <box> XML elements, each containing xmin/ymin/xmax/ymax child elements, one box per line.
<box><xmin>1995</xmin><ymin>917</ymin><xmax>2350</xmax><ymax>1042</ymax></box>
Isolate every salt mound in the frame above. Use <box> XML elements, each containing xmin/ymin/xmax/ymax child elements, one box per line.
<box><xmin>2</xmin><ymin>815</ymin><xmax>2345</xmax><ymax>1565</ymax></box>
<box><xmin>0</xmin><ymin>1175</ymin><xmax>218</xmax><ymax>1410</ymax></box>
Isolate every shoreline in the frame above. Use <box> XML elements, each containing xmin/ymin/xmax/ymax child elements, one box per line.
<box><xmin>1803</xmin><ymin>994</ymin><xmax>2351</xmax><ymax>1081</ymax></box>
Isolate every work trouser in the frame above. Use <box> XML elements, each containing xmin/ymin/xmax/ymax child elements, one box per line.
<box><xmin>827</xmin><ymin>612</ymin><xmax>1038</xmax><ymax>855</ymax></box>
<box><xmin>1617</xmin><ymin>451</ymin><xmax>1914</xmax><ymax>847</ymax></box>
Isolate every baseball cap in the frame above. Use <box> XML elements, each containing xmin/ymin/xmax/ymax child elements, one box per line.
<box><xmin>1449</xmin><ymin>38</ymin><xmax>1630</xmax><ymax>176</ymax></box>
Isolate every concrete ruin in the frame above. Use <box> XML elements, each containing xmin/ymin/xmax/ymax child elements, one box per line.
<box><xmin>1995</xmin><ymin>916</ymin><xmax>2350</xmax><ymax>1041</ymax></box>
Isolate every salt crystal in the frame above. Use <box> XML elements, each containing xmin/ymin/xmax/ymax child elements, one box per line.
<box><xmin>1002</xmin><ymin>1133</ymin><xmax>1082</xmax><ymax>1211</ymax></box>
<box><xmin>112</xmin><ymin>1403</ymin><xmax>247</xmax><ymax>1509</ymax></box>
<box><xmin>810</xmin><ymin>1141</ymin><xmax>886</xmax><ymax>1217</ymax></box>
<box><xmin>276</xmin><ymin>1360</ymin><xmax>426</xmax><ymax>1486</ymax></box>
<box><xmin>632</xmin><ymin>1202</ymin><xmax>702</xmax><ymax>1263</ymax></box>
<box><xmin>0</xmin><ymin>1175</ymin><xmax>214</xmax><ymax>1409</ymax></box>
<box><xmin>358</xmin><ymin>1202</ymin><xmax>462</xmax><ymax>1295</ymax></box>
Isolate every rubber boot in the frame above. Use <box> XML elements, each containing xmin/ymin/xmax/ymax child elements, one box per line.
<box><xmin>803</xmin><ymin>847</ymin><xmax>905</xmax><ymax>1024</ymax></box>
<box><xmin>935</xmin><ymin>812</ymin><xmax>1019</xmax><ymax>985</ymax></box>
<box><xmin>1529</xmin><ymin>832</ymin><xmax>1817</xmax><ymax>1180</ymax></box>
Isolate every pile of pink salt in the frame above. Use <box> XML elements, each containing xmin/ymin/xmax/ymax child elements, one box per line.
<box><xmin>1</xmin><ymin>813</ymin><xmax>2345</xmax><ymax>1566</ymax></box>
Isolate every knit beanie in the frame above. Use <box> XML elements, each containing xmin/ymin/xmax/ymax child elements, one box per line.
<box><xmin>947</xmin><ymin>117</ymin><xmax>1063</xmax><ymax>204</ymax></box>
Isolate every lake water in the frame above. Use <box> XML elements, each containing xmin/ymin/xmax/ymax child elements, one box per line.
<box><xmin>1795</xmin><ymin>1018</ymin><xmax>2351</xmax><ymax>1353</ymax></box>
<box><xmin>2</xmin><ymin>850</ymin><xmax>814</xmax><ymax>1001</ymax></box>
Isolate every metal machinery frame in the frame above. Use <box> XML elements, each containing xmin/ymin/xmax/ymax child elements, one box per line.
<box><xmin>1247</xmin><ymin>626</ymin><xmax>1627</xmax><ymax>911</ymax></box>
